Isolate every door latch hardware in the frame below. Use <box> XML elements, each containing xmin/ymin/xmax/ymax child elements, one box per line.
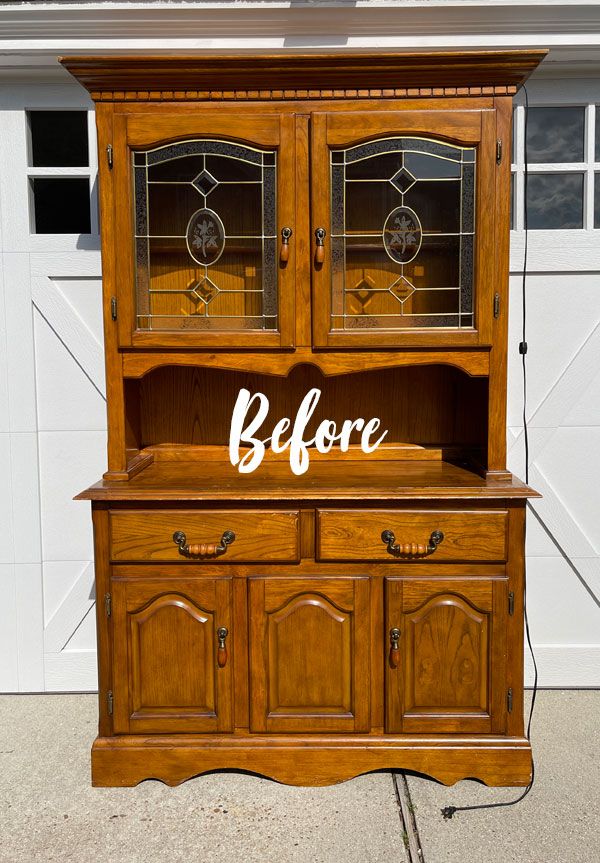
<box><xmin>507</xmin><ymin>688</ymin><xmax>513</xmax><ymax>713</ymax></box>
<box><xmin>106</xmin><ymin>144</ymin><xmax>113</xmax><ymax>169</ymax></box>
<box><xmin>110</xmin><ymin>297</ymin><xmax>118</xmax><ymax>321</ymax></box>
<box><xmin>107</xmin><ymin>690</ymin><xmax>114</xmax><ymax>715</ymax></box>
<box><xmin>494</xmin><ymin>293</ymin><xmax>501</xmax><ymax>318</ymax></box>
<box><xmin>104</xmin><ymin>592</ymin><xmax>112</xmax><ymax>618</ymax></box>
<box><xmin>496</xmin><ymin>139</ymin><xmax>502</xmax><ymax>164</ymax></box>
<box><xmin>389</xmin><ymin>627</ymin><xmax>401</xmax><ymax>668</ymax></box>
<box><xmin>508</xmin><ymin>591</ymin><xmax>514</xmax><ymax>616</ymax></box>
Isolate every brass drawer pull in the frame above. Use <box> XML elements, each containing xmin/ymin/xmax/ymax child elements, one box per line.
<box><xmin>381</xmin><ymin>529</ymin><xmax>444</xmax><ymax>557</ymax></box>
<box><xmin>172</xmin><ymin>529</ymin><xmax>235</xmax><ymax>558</ymax></box>
<box><xmin>217</xmin><ymin>626</ymin><xmax>229</xmax><ymax>668</ymax></box>
<box><xmin>389</xmin><ymin>627</ymin><xmax>400</xmax><ymax>668</ymax></box>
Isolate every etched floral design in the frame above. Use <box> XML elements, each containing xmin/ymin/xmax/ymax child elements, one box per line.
<box><xmin>186</xmin><ymin>208</ymin><xmax>225</xmax><ymax>266</ymax></box>
<box><xmin>383</xmin><ymin>206</ymin><xmax>422</xmax><ymax>264</ymax></box>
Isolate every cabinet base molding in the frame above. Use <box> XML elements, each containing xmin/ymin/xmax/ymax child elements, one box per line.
<box><xmin>91</xmin><ymin>735</ymin><xmax>532</xmax><ymax>789</ymax></box>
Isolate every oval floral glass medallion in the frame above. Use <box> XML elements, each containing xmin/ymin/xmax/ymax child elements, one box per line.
<box><xmin>383</xmin><ymin>206</ymin><xmax>422</xmax><ymax>264</ymax></box>
<box><xmin>186</xmin><ymin>208</ymin><xmax>225</xmax><ymax>266</ymax></box>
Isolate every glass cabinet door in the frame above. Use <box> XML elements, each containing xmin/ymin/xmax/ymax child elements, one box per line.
<box><xmin>311</xmin><ymin>110</ymin><xmax>497</xmax><ymax>348</ymax></box>
<box><xmin>113</xmin><ymin>113</ymin><xmax>296</xmax><ymax>348</ymax></box>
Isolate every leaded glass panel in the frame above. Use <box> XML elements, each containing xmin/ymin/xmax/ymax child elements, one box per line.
<box><xmin>330</xmin><ymin>137</ymin><xmax>476</xmax><ymax>330</ymax></box>
<box><xmin>133</xmin><ymin>140</ymin><xmax>277</xmax><ymax>331</ymax></box>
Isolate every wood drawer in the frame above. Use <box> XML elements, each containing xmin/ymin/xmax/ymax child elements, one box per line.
<box><xmin>317</xmin><ymin>509</ymin><xmax>507</xmax><ymax>563</ymax></box>
<box><xmin>110</xmin><ymin>510</ymin><xmax>299</xmax><ymax>562</ymax></box>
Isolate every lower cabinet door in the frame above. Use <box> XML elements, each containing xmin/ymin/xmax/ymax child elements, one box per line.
<box><xmin>249</xmin><ymin>577</ymin><xmax>371</xmax><ymax>733</ymax></box>
<box><xmin>386</xmin><ymin>578</ymin><xmax>507</xmax><ymax>734</ymax></box>
<box><xmin>112</xmin><ymin>576</ymin><xmax>233</xmax><ymax>734</ymax></box>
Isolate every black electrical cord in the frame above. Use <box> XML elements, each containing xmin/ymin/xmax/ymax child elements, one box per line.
<box><xmin>442</xmin><ymin>84</ymin><xmax>539</xmax><ymax>819</ymax></box>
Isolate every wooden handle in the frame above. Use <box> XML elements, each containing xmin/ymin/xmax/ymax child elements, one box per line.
<box><xmin>217</xmin><ymin>626</ymin><xmax>228</xmax><ymax>668</ymax></box>
<box><xmin>314</xmin><ymin>227</ymin><xmax>326</xmax><ymax>264</ymax></box>
<box><xmin>280</xmin><ymin>227</ymin><xmax>292</xmax><ymax>263</ymax></box>
<box><xmin>173</xmin><ymin>530</ymin><xmax>235</xmax><ymax>558</ymax></box>
<box><xmin>188</xmin><ymin>542</ymin><xmax>215</xmax><ymax>555</ymax></box>
<box><xmin>389</xmin><ymin>627</ymin><xmax>400</xmax><ymax>668</ymax></box>
<box><xmin>381</xmin><ymin>530</ymin><xmax>444</xmax><ymax>557</ymax></box>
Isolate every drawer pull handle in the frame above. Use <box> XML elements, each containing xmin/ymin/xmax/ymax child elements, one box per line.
<box><xmin>389</xmin><ymin>627</ymin><xmax>401</xmax><ymax>668</ymax></box>
<box><xmin>172</xmin><ymin>529</ymin><xmax>235</xmax><ymax>558</ymax></box>
<box><xmin>217</xmin><ymin>626</ymin><xmax>229</xmax><ymax>668</ymax></box>
<box><xmin>381</xmin><ymin>529</ymin><xmax>444</xmax><ymax>557</ymax></box>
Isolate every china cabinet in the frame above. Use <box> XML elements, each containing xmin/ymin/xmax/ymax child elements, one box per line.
<box><xmin>62</xmin><ymin>50</ymin><xmax>544</xmax><ymax>787</ymax></box>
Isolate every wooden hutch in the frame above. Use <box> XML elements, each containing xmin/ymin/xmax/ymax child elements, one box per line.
<box><xmin>62</xmin><ymin>51</ymin><xmax>544</xmax><ymax>788</ymax></box>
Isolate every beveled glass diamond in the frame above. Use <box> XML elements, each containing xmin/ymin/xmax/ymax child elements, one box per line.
<box><xmin>390</xmin><ymin>166</ymin><xmax>416</xmax><ymax>195</ymax></box>
<box><xmin>389</xmin><ymin>276</ymin><xmax>416</xmax><ymax>303</ymax></box>
<box><xmin>192</xmin><ymin>169</ymin><xmax>218</xmax><ymax>196</ymax></box>
<box><xmin>190</xmin><ymin>276</ymin><xmax>220</xmax><ymax>305</ymax></box>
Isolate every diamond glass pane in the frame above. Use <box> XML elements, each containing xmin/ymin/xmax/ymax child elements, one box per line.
<box><xmin>134</xmin><ymin>140</ymin><xmax>277</xmax><ymax>332</ymax></box>
<box><xmin>330</xmin><ymin>137</ymin><xmax>476</xmax><ymax>331</ymax></box>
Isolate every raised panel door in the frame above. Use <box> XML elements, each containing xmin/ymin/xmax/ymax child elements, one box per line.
<box><xmin>111</xmin><ymin>575</ymin><xmax>233</xmax><ymax>733</ymax></box>
<box><xmin>311</xmin><ymin>108</ymin><xmax>497</xmax><ymax>348</ymax></box>
<box><xmin>248</xmin><ymin>577</ymin><xmax>370</xmax><ymax>733</ymax></box>
<box><xmin>385</xmin><ymin>577</ymin><xmax>507</xmax><ymax>733</ymax></box>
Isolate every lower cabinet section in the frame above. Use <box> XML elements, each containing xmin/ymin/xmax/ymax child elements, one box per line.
<box><xmin>248</xmin><ymin>577</ymin><xmax>371</xmax><ymax>732</ymax></box>
<box><xmin>109</xmin><ymin>572</ymin><xmax>508</xmax><ymax>738</ymax></box>
<box><xmin>385</xmin><ymin>578</ymin><xmax>507</xmax><ymax>734</ymax></box>
<box><xmin>111</xmin><ymin>576</ymin><xmax>233</xmax><ymax>734</ymax></box>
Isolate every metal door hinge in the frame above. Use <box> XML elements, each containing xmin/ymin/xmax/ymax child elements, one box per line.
<box><xmin>104</xmin><ymin>592</ymin><xmax>112</xmax><ymax>618</ymax></box>
<box><xmin>496</xmin><ymin>139</ymin><xmax>503</xmax><ymax>164</ymax></box>
<box><xmin>110</xmin><ymin>297</ymin><xmax>118</xmax><ymax>321</ymax></box>
<box><xmin>106</xmin><ymin>144</ymin><xmax>113</xmax><ymax>169</ymax></box>
<box><xmin>494</xmin><ymin>293</ymin><xmax>501</xmax><ymax>318</ymax></box>
<box><xmin>508</xmin><ymin>591</ymin><xmax>514</xmax><ymax>616</ymax></box>
<box><xmin>107</xmin><ymin>690</ymin><xmax>114</xmax><ymax>715</ymax></box>
<box><xmin>507</xmin><ymin>688</ymin><xmax>513</xmax><ymax>713</ymax></box>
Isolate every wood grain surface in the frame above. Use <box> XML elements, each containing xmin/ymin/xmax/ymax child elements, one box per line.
<box><xmin>317</xmin><ymin>509</ymin><xmax>508</xmax><ymax>562</ymax></box>
<box><xmin>110</xmin><ymin>509</ymin><xmax>300</xmax><ymax>561</ymax></box>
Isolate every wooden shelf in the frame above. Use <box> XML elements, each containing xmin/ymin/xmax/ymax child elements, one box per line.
<box><xmin>77</xmin><ymin>459</ymin><xmax>538</xmax><ymax>502</ymax></box>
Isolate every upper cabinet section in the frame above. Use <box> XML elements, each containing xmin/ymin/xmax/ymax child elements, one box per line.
<box><xmin>113</xmin><ymin>113</ymin><xmax>296</xmax><ymax>348</ymax></box>
<box><xmin>61</xmin><ymin>51</ymin><xmax>546</xmax><ymax>353</ymax></box>
<box><xmin>311</xmin><ymin>109</ymin><xmax>493</xmax><ymax>348</ymax></box>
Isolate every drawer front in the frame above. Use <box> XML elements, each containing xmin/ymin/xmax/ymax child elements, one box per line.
<box><xmin>110</xmin><ymin>510</ymin><xmax>299</xmax><ymax>562</ymax></box>
<box><xmin>317</xmin><ymin>509</ymin><xmax>507</xmax><ymax>563</ymax></box>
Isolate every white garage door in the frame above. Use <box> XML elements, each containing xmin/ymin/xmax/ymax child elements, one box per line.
<box><xmin>0</xmin><ymin>78</ymin><xmax>598</xmax><ymax>691</ymax></box>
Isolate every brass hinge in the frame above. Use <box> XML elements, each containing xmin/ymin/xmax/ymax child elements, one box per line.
<box><xmin>507</xmin><ymin>688</ymin><xmax>513</xmax><ymax>713</ymax></box>
<box><xmin>104</xmin><ymin>592</ymin><xmax>112</xmax><ymax>618</ymax></box>
<box><xmin>496</xmin><ymin>139</ymin><xmax>503</xmax><ymax>164</ymax></box>
<box><xmin>508</xmin><ymin>591</ymin><xmax>515</xmax><ymax>616</ymax></box>
<box><xmin>107</xmin><ymin>690</ymin><xmax>114</xmax><ymax>715</ymax></box>
<box><xmin>494</xmin><ymin>293</ymin><xmax>501</xmax><ymax>318</ymax></box>
<box><xmin>106</xmin><ymin>144</ymin><xmax>113</xmax><ymax>169</ymax></box>
<box><xmin>110</xmin><ymin>297</ymin><xmax>118</xmax><ymax>321</ymax></box>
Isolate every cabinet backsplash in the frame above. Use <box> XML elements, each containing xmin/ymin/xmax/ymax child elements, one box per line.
<box><xmin>128</xmin><ymin>363</ymin><xmax>487</xmax><ymax>452</ymax></box>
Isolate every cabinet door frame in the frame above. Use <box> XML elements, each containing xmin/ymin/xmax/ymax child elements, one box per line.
<box><xmin>112</xmin><ymin>110</ymin><xmax>297</xmax><ymax>349</ymax></box>
<box><xmin>111</xmin><ymin>573</ymin><xmax>233</xmax><ymax>734</ymax></box>
<box><xmin>248</xmin><ymin>575</ymin><xmax>371</xmax><ymax>733</ymax></box>
<box><xmin>385</xmin><ymin>576</ymin><xmax>507</xmax><ymax>734</ymax></box>
<box><xmin>311</xmin><ymin>107</ymin><xmax>497</xmax><ymax>348</ymax></box>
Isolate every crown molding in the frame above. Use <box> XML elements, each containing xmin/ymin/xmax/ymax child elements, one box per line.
<box><xmin>58</xmin><ymin>50</ymin><xmax>545</xmax><ymax>101</ymax></box>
